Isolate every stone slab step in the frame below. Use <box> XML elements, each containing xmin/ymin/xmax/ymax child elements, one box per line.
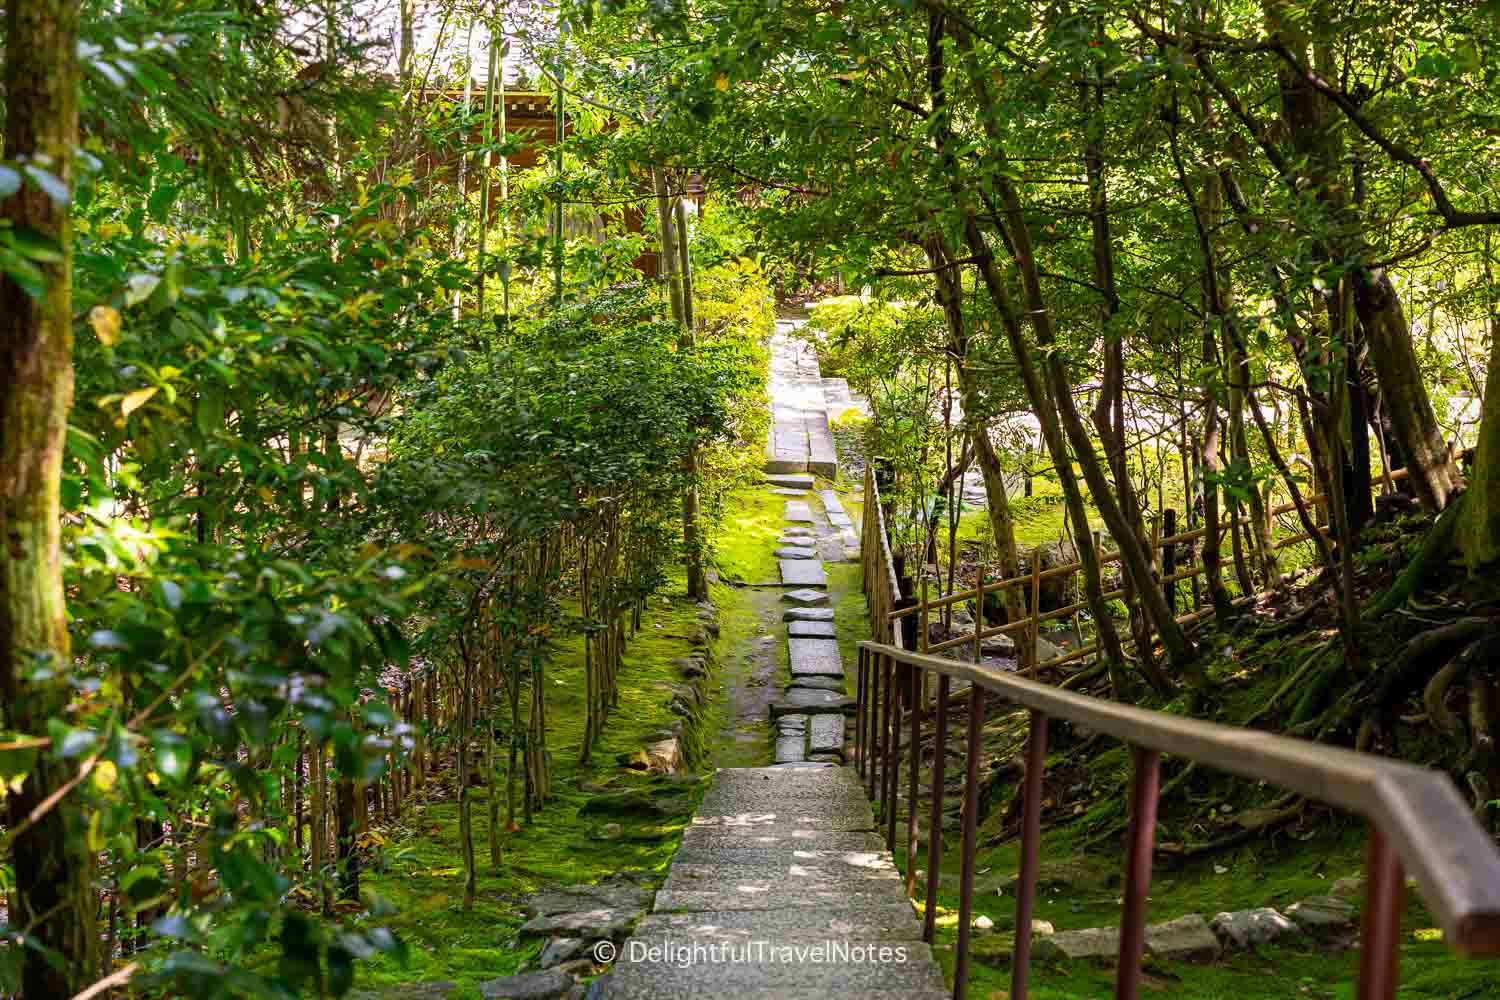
<box><xmin>769</xmin><ymin>690</ymin><xmax>855</xmax><ymax>717</ymax></box>
<box><xmin>778</xmin><ymin>535</ymin><xmax>817</xmax><ymax>548</ymax></box>
<box><xmin>782</xmin><ymin>526</ymin><xmax>815</xmax><ymax>538</ymax></box>
<box><xmin>809</xmin><ymin>715</ymin><xmax>846</xmax><ymax>756</ymax></box>
<box><xmin>788</xmin><ymin>637</ymin><xmax>844</xmax><ymax>676</ymax></box>
<box><xmin>788</xmin><ymin>620</ymin><xmax>837</xmax><ymax>638</ymax></box>
<box><xmin>783</xmin><ymin>500</ymin><xmax>815</xmax><ymax>522</ymax></box>
<box><xmin>781</xmin><ymin>588</ymin><xmax>829</xmax><ymax>606</ymax></box>
<box><xmin>783</xmin><ymin>607</ymin><xmax>835</xmax><ymax>622</ymax></box>
<box><xmin>774</xmin><ymin>735</ymin><xmax>807</xmax><ymax>764</ymax></box>
<box><xmin>788</xmin><ymin>676</ymin><xmax>845</xmax><ymax>693</ymax></box>
<box><xmin>775</xmin><ymin>547</ymin><xmax>819</xmax><ymax>560</ymax></box>
<box><xmin>818</xmin><ymin>490</ymin><xmax>847</xmax><ymax>515</ymax></box>
<box><xmin>827</xmin><ymin>512</ymin><xmax>853</xmax><ymax>529</ymax></box>
<box><xmin>636</xmin><ymin>907</ymin><xmax>924</xmax><ymax>941</ymax></box>
<box><xmin>771</xmin><ymin>487</ymin><xmax>808</xmax><ymax>496</ymax></box>
<box><xmin>679</xmin><ymin>828</ymin><xmax>885</xmax><ymax>853</ymax></box>
<box><xmin>780</xmin><ymin>560</ymin><xmax>827</xmax><ymax>586</ymax></box>
<box><xmin>651</xmin><ymin>887</ymin><xmax>912</xmax><ymax>913</ymax></box>
<box><xmin>765</xmin><ymin>473</ymin><xmax>816</xmax><ymax>489</ymax></box>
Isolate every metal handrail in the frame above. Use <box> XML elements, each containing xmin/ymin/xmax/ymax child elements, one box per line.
<box><xmin>854</xmin><ymin>639</ymin><xmax>1500</xmax><ymax>1000</ymax></box>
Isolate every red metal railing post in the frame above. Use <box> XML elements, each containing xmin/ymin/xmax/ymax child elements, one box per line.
<box><xmin>906</xmin><ymin>663</ymin><xmax>922</xmax><ymax>897</ymax></box>
<box><xmin>1116</xmin><ymin>747</ymin><xmax>1161</xmax><ymax>1000</ymax></box>
<box><xmin>1011</xmin><ymin>711</ymin><xmax>1049</xmax><ymax>1000</ymax></box>
<box><xmin>922</xmin><ymin>673</ymin><xmax>950</xmax><ymax>943</ymax></box>
<box><xmin>953</xmin><ymin>684</ymin><xmax>986</xmax><ymax>1000</ymax></box>
<box><xmin>1357</xmin><ymin>828</ymin><xmax>1405</xmax><ymax>1000</ymax></box>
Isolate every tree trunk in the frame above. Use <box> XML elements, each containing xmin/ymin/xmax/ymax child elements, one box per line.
<box><xmin>1</xmin><ymin>0</ymin><xmax>96</xmax><ymax>990</ymax></box>
<box><xmin>1460</xmin><ymin>316</ymin><xmax>1500</xmax><ymax>569</ymax></box>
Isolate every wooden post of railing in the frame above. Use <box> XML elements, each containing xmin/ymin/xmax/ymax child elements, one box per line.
<box><xmin>905</xmin><ymin>660</ymin><xmax>921</xmax><ymax>898</ymax></box>
<box><xmin>972</xmin><ymin>575</ymin><xmax>984</xmax><ymax>666</ymax></box>
<box><xmin>922</xmin><ymin>670</ymin><xmax>949</xmax><ymax>944</ymax></box>
<box><xmin>867</xmin><ymin>647</ymin><xmax>880</xmax><ymax>802</ymax></box>
<box><xmin>953</xmin><ymin>681</ymin><xmax>986</xmax><ymax>1000</ymax></box>
<box><xmin>1162</xmin><ymin>508</ymin><xmax>1178</xmax><ymax>614</ymax></box>
<box><xmin>1028</xmin><ymin>554</ymin><xmax>1042</xmax><ymax>678</ymax></box>
<box><xmin>1011</xmin><ymin>710</ymin><xmax>1048</xmax><ymax>999</ymax></box>
<box><xmin>855</xmin><ymin>647</ymin><xmax>866</xmax><ymax>779</ymax></box>
<box><xmin>883</xmin><ymin>653</ymin><xmax>899</xmax><ymax>851</ymax></box>
<box><xmin>1117</xmin><ymin>748</ymin><xmax>1162</xmax><ymax>1000</ymax></box>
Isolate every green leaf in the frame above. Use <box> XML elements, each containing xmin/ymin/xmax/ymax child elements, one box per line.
<box><xmin>0</xmin><ymin>164</ymin><xmax>20</xmax><ymax>198</ymax></box>
<box><xmin>8</xmin><ymin>227</ymin><xmax>64</xmax><ymax>263</ymax></box>
<box><xmin>153</xmin><ymin>730</ymin><xmax>192</xmax><ymax>781</ymax></box>
<box><xmin>195</xmin><ymin>390</ymin><xmax>226</xmax><ymax>437</ymax></box>
<box><xmin>148</xmin><ymin>184</ymin><xmax>178</xmax><ymax>222</ymax></box>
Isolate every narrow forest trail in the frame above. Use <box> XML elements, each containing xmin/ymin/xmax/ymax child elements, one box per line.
<box><xmin>597</xmin><ymin>325</ymin><xmax>948</xmax><ymax>997</ymax></box>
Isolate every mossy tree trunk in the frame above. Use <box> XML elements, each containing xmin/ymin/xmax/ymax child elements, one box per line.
<box><xmin>1</xmin><ymin>0</ymin><xmax>97</xmax><ymax>992</ymax></box>
<box><xmin>1460</xmin><ymin>330</ymin><xmax>1500</xmax><ymax>570</ymax></box>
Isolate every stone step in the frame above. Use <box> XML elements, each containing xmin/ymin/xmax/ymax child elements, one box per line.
<box><xmin>765</xmin><ymin>473</ymin><xmax>816</xmax><ymax>489</ymax></box>
<box><xmin>788</xmin><ymin>620</ymin><xmax>837</xmax><ymax>638</ymax></box>
<box><xmin>781</xmin><ymin>588</ymin><xmax>830</xmax><ymax>606</ymax></box>
<box><xmin>778</xmin><ymin>535</ymin><xmax>817</xmax><ymax>548</ymax></box>
<box><xmin>635</xmin><ymin>906</ymin><xmax>924</xmax><ymax>941</ymax></box>
<box><xmin>782</xmin><ymin>526</ymin><xmax>816</xmax><ymax>538</ymax></box>
<box><xmin>769</xmin><ymin>689</ymin><xmax>855</xmax><ymax>717</ymax></box>
<box><xmin>783</xmin><ymin>607</ymin><xmax>834</xmax><ymax>622</ymax></box>
<box><xmin>818</xmin><ymin>490</ymin><xmax>847</xmax><ymax>515</ymax></box>
<box><xmin>775</xmin><ymin>547</ymin><xmax>820</xmax><ymax>561</ymax></box>
<box><xmin>774</xmin><ymin>735</ymin><xmax>807</xmax><ymax>764</ymax></box>
<box><xmin>771</xmin><ymin>487</ymin><xmax>808</xmax><ymax>496</ymax></box>
<box><xmin>788</xmin><ymin>637</ymin><xmax>844</xmax><ymax>676</ymax></box>
<box><xmin>599</xmin><ymin>939</ymin><xmax>947</xmax><ymax>998</ymax></box>
<box><xmin>783</xmin><ymin>500</ymin><xmax>816</xmax><ymax>522</ymax></box>
<box><xmin>780</xmin><ymin>560</ymin><xmax>827</xmax><ymax>586</ymax></box>
<box><xmin>827</xmin><ymin>512</ymin><xmax>853</xmax><ymax>529</ymax></box>
<box><xmin>788</xmin><ymin>676</ymin><xmax>845</xmax><ymax>693</ymax></box>
<box><xmin>809</xmin><ymin>715</ymin><xmax>846</xmax><ymax>757</ymax></box>
<box><xmin>679</xmin><ymin>828</ymin><xmax>884</xmax><ymax>853</ymax></box>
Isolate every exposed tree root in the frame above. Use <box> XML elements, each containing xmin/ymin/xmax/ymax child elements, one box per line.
<box><xmin>1363</xmin><ymin>492</ymin><xmax>1467</xmax><ymax>618</ymax></box>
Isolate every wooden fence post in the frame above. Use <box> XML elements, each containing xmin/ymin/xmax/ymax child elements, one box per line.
<box><xmin>1028</xmin><ymin>554</ymin><xmax>1042</xmax><ymax>678</ymax></box>
<box><xmin>1162</xmin><ymin>508</ymin><xmax>1177</xmax><ymax>615</ymax></box>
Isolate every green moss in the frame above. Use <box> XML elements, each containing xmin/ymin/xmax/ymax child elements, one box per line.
<box><xmin>352</xmin><ymin>579</ymin><xmax>715</xmax><ymax>997</ymax></box>
<box><xmin>713</xmin><ymin>488</ymin><xmax>786</xmax><ymax>584</ymax></box>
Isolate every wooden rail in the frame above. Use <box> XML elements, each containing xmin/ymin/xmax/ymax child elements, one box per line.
<box><xmin>854</xmin><ymin>641</ymin><xmax>1500</xmax><ymax>1000</ymax></box>
<box><xmin>879</xmin><ymin>461</ymin><xmax>1431</xmax><ymax>672</ymax></box>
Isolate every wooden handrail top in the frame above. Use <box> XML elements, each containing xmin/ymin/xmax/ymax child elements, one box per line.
<box><xmin>858</xmin><ymin>639</ymin><xmax>1500</xmax><ymax>958</ymax></box>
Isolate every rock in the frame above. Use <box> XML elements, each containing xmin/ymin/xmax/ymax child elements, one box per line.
<box><xmin>777</xmin><ymin>714</ymin><xmax>809</xmax><ymax>734</ymax></box>
<box><xmin>807</xmin><ymin>753</ymin><xmax>844</xmax><ymax>764</ymax></box>
<box><xmin>782</xmin><ymin>588</ymin><xmax>830</xmax><ymax>606</ymax></box>
<box><xmin>539</xmin><ymin>937</ymin><xmax>585</xmax><ymax>969</ymax></box>
<box><xmin>1036</xmin><ymin>926</ymin><xmax>1119</xmax><ymax>961</ymax></box>
<box><xmin>478</xmin><ymin>969</ymin><xmax>573</xmax><ymax>1000</ymax></box>
<box><xmin>1210</xmin><ymin>908</ymin><xmax>1296</xmax><ymax>949</ymax></box>
<box><xmin>350</xmin><ymin>983</ymin><xmax>458</xmax><ymax>1000</ymax></box>
<box><xmin>774</xmin><ymin>735</ymin><xmax>807</xmax><ymax>764</ymax></box>
<box><xmin>778</xmin><ymin>536</ymin><xmax>817</xmax><ymax>548</ymax></box>
<box><xmin>781</xmin><ymin>526</ymin><xmax>816</xmax><ymax>537</ymax></box>
<box><xmin>974</xmin><ymin>915</ymin><xmax>994</xmax><ymax>931</ymax></box>
<box><xmin>576</xmin><ymin>789</ymin><xmax>692</xmax><ymax>819</ymax></box>
<box><xmin>672</xmin><ymin>656</ymin><xmax>708</xmax><ymax>679</ymax></box>
<box><xmin>588</xmin><ymin>823</ymin><xmax>623</xmax><ymax>841</ymax></box>
<box><xmin>520</xmin><ymin>908</ymin><xmax>642</xmax><ymax>940</ymax></box>
<box><xmin>524</xmin><ymin>877</ymin><xmax>654</xmax><ymax>919</ymax></box>
<box><xmin>1002</xmin><ymin>861</ymin><xmax>1116</xmax><ymax>894</ymax></box>
<box><xmin>784</xmin><ymin>607</ymin><xmax>836</xmax><ymax>622</ymax></box>
<box><xmin>774</xmin><ymin>547</ymin><xmax>819</xmax><ymax>560</ymax></box>
<box><xmin>1145</xmin><ymin>914</ymin><xmax>1220</xmax><ymax>961</ymax></box>
<box><xmin>1331</xmin><ymin>876</ymin><xmax>1366</xmax><ymax>899</ymax></box>
<box><xmin>552</xmin><ymin>958</ymin><xmax>597</xmax><ymax>977</ymax></box>
<box><xmin>1286</xmin><ymin>896</ymin><xmax>1355</xmax><ymax>931</ymax></box>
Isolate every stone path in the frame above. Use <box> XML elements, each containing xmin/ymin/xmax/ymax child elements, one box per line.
<box><xmin>765</xmin><ymin>323</ymin><xmax>838</xmax><ymax>478</ymax></box>
<box><xmin>599</xmin><ymin>768</ymin><xmax>947</xmax><ymax>999</ymax></box>
<box><xmin>600</xmin><ymin>395</ymin><xmax>947</xmax><ymax>998</ymax></box>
